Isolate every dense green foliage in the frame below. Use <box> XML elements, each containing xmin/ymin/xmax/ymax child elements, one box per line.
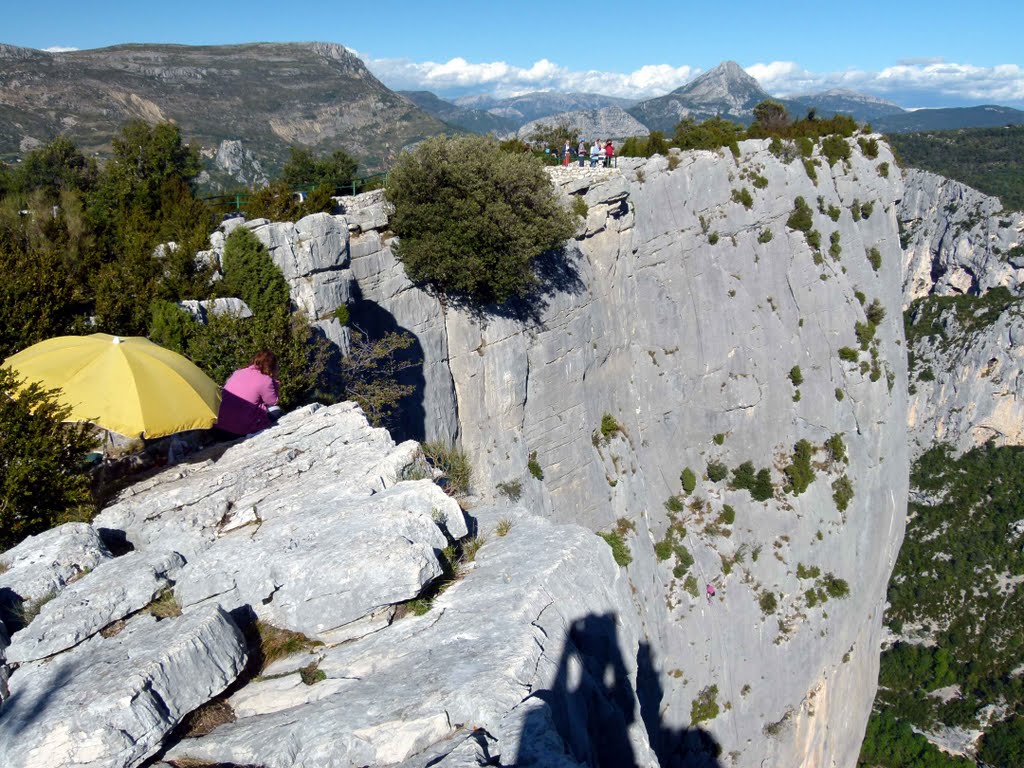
<box><xmin>787</xmin><ymin>196</ymin><xmax>814</xmax><ymax>233</ymax></box>
<box><xmin>0</xmin><ymin>368</ymin><xmax>97</xmax><ymax>550</ymax></box>
<box><xmin>0</xmin><ymin>126</ymin><xmax>410</xmax><ymax>551</ymax></box>
<box><xmin>280</xmin><ymin>146</ymin><xmax>358</xmax><ymax>191</ymax></box>
<box><xmin>859</xmin><ymin>710</ymin><xmax>973</xmax><ymax>768</ymax></box>
<box><xmin>386</xmin><ymin>135</ymin><xmax>576</xmax><ymax>305</ymax></box>
<box><xmin>619</xmin><ymin>104</ymin><xmax>864</xmax><ymax>161</ymax></box>
<box><xmin>219</xmin><ymin>228</ymin><xmax>292</xmax><ymax>318</ymax></box>
<box><xmin>783</xmin><ymin>439</ymin><xmax>816</xmax><ymax>495</ymax></box>
<box><xmin>904</xmin><ymin>286</ymin><xmax>1023</xmax><ymax>352</ymax></box>
<box><xmin>863</xmin><ymin>443</ymin><xmax>1024</xmax><ymax>766</ymax></box>
<box><xmin>731</xmin><ymin>461</ymin><xmax>774</xmax><ymax>502</ymax></box>
<box><xmin>888</xmin><ymin>126</ymin><xmax>1024</xmax><ymax>211</ymax></box>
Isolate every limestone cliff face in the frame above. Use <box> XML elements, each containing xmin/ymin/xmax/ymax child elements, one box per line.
<box><xmin>343</xmin><ymin>139</ymin><xmax>909</xmax><ymax>767</ymax></box>
<box><xmin>900</xmin><ymin>169</ymin><xmax>1024</xmax><ymax>305</ymax></box>
<box><xmin>899</xmin><ymin>170</ymin><xmax>1024</xmax><ymax>457</ymax></box>
<box><xmin>182</xmin><ymin>140</ymin><xmax>909</xmax><ymax>766</ymax></box>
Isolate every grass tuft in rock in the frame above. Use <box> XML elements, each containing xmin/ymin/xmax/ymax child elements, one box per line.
<box><xmin>299</xmin><ymin>662</ymin><xmax>327</xmax><ymax>686</ymax></box>
<box><xmin>759</xmin><ymin>592</ymin><xmax>778</xmax><ymax>615</ymax></box>
<box><xmin>254</xmin><ymin>621</ymin><xmax>321</xmax><ymax>670</ymax></box>
<box><xmin>599</xmin><ymin>519</ymin><xmax>635</xmax><ymax>567</ymax></box>
<box><xmin>833</xmin><ymin>476</ymin><xmax>855</xmax><ymax>512</ymax></box>
<box><xmin>174</xmin><ymin>698</ymin><xmax>236</xmax><ymax>739</ymax></box>
<box><xmin>496</xmin><ymin>518</ymin><xmax>513</xmax><ymax>537</ymax></box>
<box><xmin>528</xmin><ymin>451</ymin><xmax>544</xmax><ymax>480</ymax></box>
<box><xmin>421</xmin><ymin>441</ymin><xmax>473</xmax><ymax>496</ymax></box>
<box><xmin>599</xmin><ymin>413</ymin><xmax>622</xmax><ymax>442</ymax></box>
<box><xmin>145</xmin><ymin>588</ymin><xmax>182</xmax><ymax>620</ymax></box>
<box><xmin>783</xmin><ymin>439</ymin><xmax>816</xmax><ymax>495</ymax></box>
<box><xmin>496</xmin><ymin>480</ymin><xmax>522</xmax><ymax>502</ymax></box>
<box><xmin>707</xmin><ymin>460</ymin><xmax>729</xmax><ymax>483</ymax></box>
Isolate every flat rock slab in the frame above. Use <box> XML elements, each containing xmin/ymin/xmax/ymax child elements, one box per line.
<box><xmin>175</xmin><ymin>480</ymin><xmax>460</xmax><ymax>637</ymax></box>
<box><xmin>5</xmin><ymin>550</ymin><xmax>185</xmax><ymax>664</ymax></box>
<box><xmin>0</xmin><ymin>523</ymin><xmax>112</xmax><ymax>607</ymax></box>
<box><xmin>0</xmin><ymin>606</ymin><xmax>247</xmax><ymax>768</ymax></box>
<box><xmin>94</xmin><ymin>402</ymin><xmax>428</xmax><ymax>558</ymax></box>
<box><xmin>166</xmin><ymin>515</ymin><xmax>657</xmax><ymax>767</ymax></box>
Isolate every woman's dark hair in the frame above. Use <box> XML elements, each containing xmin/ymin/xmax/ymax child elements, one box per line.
<box><xmin>251</xmin><ymin>350</ymin><xmax>278</xmax><ymax>377</ymax></box>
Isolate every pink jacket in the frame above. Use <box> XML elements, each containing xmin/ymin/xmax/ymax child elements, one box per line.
<box><xmin>216</xmin><ymin>365</ymin><xmax>279</xmax><ymax>436</ymax></box>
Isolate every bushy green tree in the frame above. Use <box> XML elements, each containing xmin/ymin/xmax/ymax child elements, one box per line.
<box><xmin>12</xmin><ymin>136</ymin><xmax>98</xmax><ymax>201</ymax></box>
<box><xmin>386</xmin><ymin>135</ymin><xmax>576</xmax><ymax>305</ymax></box>
<box><xmin>748</xmin><ymin>100</ymin><xmax>791</xmax><ymax>137</ymax></box>
<box><xmin>672</xmin><ymin>117</ymin><xmax>746</xmax><ymax>152</ymax></box>
<box><xmin>0</xmin><ymin>368</ymin><xmax>97</xmax><ymax>551</ymax></box>
<box><xmin>219</xmin><ymin>227</ymin><xmax>291</xmax><ymax>318</ymax></box>
<box><xmin>281</xmin><ymin>147</ymin><xmax>358</xmax><ymax>191</ymax></box>
<box><xmin>978</xmin><ymin>715</ymin><xmax>1024</xmax><ymax>767</ymax></box>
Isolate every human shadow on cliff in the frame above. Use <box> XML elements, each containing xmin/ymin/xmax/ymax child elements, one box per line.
<box><xmin>334</xmin><ymin>282</ymin><xmax>427</xmax><ymax>443</ymax></box>
<box><xmin>515</xmin><ymin>613</ymin><xmax>723</xmax><ymax>768</ymax></box>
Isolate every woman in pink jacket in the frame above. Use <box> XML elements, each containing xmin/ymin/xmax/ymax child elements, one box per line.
<box><xmin>216</xmin><ymin>350</ymin><xmax>280</xmax><ymax>436</ymax></box>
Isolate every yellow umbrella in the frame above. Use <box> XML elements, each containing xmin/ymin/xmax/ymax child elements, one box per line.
<box><xmin>3</xmin><ymin>333</ymin><xmax>222</xmax><ymax>438</ymax></box>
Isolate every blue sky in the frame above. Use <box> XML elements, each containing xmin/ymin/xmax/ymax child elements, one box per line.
<box><xmin>5</xmin><ymin>0</ymin><xmax>1024</xmax><ymax>107</ymax></box>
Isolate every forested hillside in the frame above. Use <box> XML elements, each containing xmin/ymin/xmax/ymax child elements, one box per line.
<box><xmin>888</xmin><ymin>126</ymin><xmax>1024</xmax><ymax>211</ymax></box>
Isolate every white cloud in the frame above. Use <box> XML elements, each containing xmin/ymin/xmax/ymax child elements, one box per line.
<box><xmin>43</xmin><ymin>46</ymin><xmax>79</xmax><ymax>53</ymax></box>
<box><xmin>746</xmin><ymin>59</ymin><xmax>1024</xmax><ymax>105</ymax></box>
<box><xmin>361</xmin><ymin>52</ymin><xmax>1024</xmax><ymax>108</ymax></box>
<box><xmin>361</xmin><ymin>54</ymin><xmax>698</xmax><ymax>99</ymax></box>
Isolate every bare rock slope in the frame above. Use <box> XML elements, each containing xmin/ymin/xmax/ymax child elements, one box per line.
<box><xmin>0</xmin><ymin>403</ymin><xmax>655</xmax><ymax>767</ymax></box>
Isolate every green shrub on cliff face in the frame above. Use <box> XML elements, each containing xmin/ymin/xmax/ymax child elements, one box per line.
<box><xmin>787</xmin><ymin>197</ymin><xmax>814</xmax><ymax>233</ymax></box>
<box><xmin>0</xmin><ymin>368</ymin><xmax>97</xmax><ymax>551</ymax></box>
<box><xmin>783</xmin><ymin>439</ymin><xmax>816</xmax><ymax>495</ymax></box>
<box><xmin>386</xmin><ymin>135</ymin><xmax>576</xmax><ymax>305</ymax></box>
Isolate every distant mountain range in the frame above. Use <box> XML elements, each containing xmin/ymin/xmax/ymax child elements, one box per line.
<box><xmin>0</xmin><ymin>42</ymin><xmax>447</xmax><ymax>179</ymax></box>
<box><xmin>411</xmin><ymin>61</ymin><xmax>1024</xmax><ymax>139</ymax></box>
<box><xmin>397</xmin><ymin>91</ymin><xmax>518</xmax><ymax>136</ymax></box>
<box><xmin>2</xmin><ymin>43</ymin><xmax>1022</xmax><ymax>188</ymax></box>
<box><xmin>453</xmin><ymin>91</ymin><xmax>636</xmax><ymax>123</ymax></box>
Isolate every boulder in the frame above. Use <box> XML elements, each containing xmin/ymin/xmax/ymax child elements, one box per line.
<box><xmin>177</xmin><ymin>297</ymin><xmax>253</xmax><ymax>322</ymax></box>
<box><xmin>0</xmin><ymin>606</ymin><xmax>247</xmax><ymax>768</ymax></box>
<box><xmin>0</xmin><ymin>523</ymin><xmax>111</xmax><ymax>609</ymax></box>
<box><xmin>5</xmin><ymin>550</ymin><xmax>185</xmax><ymax>663</ymax></box>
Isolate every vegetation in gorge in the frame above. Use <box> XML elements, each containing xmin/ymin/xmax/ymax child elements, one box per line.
<box><xmin>887</xmin><ymin>126</ymin><xmax>1024</xmax><ymax>211</ymax></box>
<box><xmin>861</xmin><ymin>442</ymin><xmax>1024</xmax><ymax>766</ymax></box>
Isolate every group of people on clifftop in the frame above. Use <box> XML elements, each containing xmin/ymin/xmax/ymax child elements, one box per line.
<box><xmin>555</xmin><ymin>139</ymin><xmax>615</xmax><ymax>168</ymax></box>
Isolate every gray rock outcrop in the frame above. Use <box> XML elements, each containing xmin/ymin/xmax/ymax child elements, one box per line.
<box><xmin>177</xmin><ymin>297</ymin><xmax>253</xmax><ymax>322</ymax></box>
<box><xmin>1</xmin><ymin>403</ymin><xmax>660</xmax><ymax>767</ymax></box>
<box><xmin>0</xmin><ymin>523</ymin><xmax>111</xmax><ymax>606</ymax></box>
<box><xmin>899</xmin><ymin>169</ymin><xmax>1024</xmax><ymax>456</ymax></box>
<box><xmin>4</xmin><ymin>550</ymin><xmax>184</xmax><ymax>664</ymax></box>
<box><xmin>0</xmin><ymin>606</ymin><xmax>247</xmax><ymax>768</ymax></box>
<box><xmin>166</xmin><ymin>512</ymin><xmax>658</xmax><ymax>768</ymax></box>
<box><xmin>900</xmin><ymin>168</ymin><xmax>1024</xmax><ymax>304</ymax></box>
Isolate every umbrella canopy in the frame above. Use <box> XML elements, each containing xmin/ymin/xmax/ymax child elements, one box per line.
<box><xmin>3</xmin><ymin>333</ymin><xmax>222</xmax><ymax>439</ymax></box>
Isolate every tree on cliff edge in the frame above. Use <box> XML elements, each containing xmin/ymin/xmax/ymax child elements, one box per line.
<box><xmin>385</xmin><ymin>135</ymin><xmax>576</xmax><ymax>305</ymax></box>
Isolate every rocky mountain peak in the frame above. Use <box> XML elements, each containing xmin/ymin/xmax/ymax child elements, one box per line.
<box><xmin>675</xmin><ymin>60</ymin><xmax>766</xmax><ymax>100</ymax></box>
